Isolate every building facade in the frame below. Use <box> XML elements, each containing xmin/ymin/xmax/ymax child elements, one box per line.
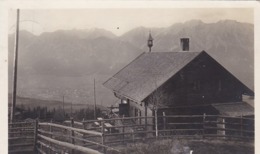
<box><xmin>103</xmin><ymin>39</ymin><xmax>254</xmax><ymax>126</ymax></box>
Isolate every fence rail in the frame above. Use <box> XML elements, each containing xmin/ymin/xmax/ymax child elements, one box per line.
<box><xmin>9</xmin><ymin>114</ymin><xmax>254</xmax><ymax>154</ymax></box>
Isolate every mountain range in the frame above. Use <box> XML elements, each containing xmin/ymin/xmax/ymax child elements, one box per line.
<box><xmin>8</xmin><ymin>20</ymin><xmax>254</xmax><ymax>107</ymax></box>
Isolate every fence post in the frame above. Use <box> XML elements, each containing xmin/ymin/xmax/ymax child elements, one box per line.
<box><xmin>82</xmin><ymin>118</ymin><xmax>87</xmax><ymax>145</ymax></box>
<box><xmin>155</xmin><ymin>109</ymin><xmax>158</xmax><ymax>139</ymax></box>
<box><xmin>145</xmin><ymin>102</ymin><xmax>148</xmax><ymax>139</ymax></box>
<box><xmin>49</xmin><ymin>119</ymin><xmax>53</xmax><ymax>154</ymax></box>
<box><xmin>122</xmin><ymin>125</ymin><xmax>125</xmax><ymax>144</ymax></box>
<box><xmin>203</xmin><ymin>113</ymin><xmax>206</xmax><ymax>139</ymax></box>
<box><xmin>240</xmin><ymin>115</ymin><xmax>243</xmax><ymax>137</ymax></box>
<box><xmin>132</xmin><ymin>130</ymin><xmax>135</xmax><ymax>142</ymax></box>
<box><xmin>217</xmin><ymin>116</ymin><xmax>226</xmax><ymax>139</ymax></box>
<box><xmin>101</xmin><ymin>121</ymin><xmax>106</xmax><ymax>154</ymax></box>
<box><xmin>34</xmin><ymin>119</ymin><xmax>38</xmax><ymax>153</ymax></box>
<box><xmin>71</xmin><ymin>118</ymin><xmax>75</xmax><ymax>154</ymax></box>
<box><xmin>163</xmin><ymin>112</ymin><xmax>166</xmax><ymax>136</ymax></box>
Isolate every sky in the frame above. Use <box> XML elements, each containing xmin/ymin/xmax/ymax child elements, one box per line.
<box><xmin>8</xmin><ymin>8</ymin><xmax>253</xmax><ymax>36</ymax></box>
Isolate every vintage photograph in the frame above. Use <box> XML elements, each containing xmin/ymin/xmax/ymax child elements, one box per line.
<box><xmin>7</xmin><ymin>7</ymin><xmax>254</xmax><ymax>154</ymax></box>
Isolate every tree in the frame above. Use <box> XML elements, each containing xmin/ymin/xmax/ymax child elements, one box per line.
<box><xmin>147</xmin><ymin>78</ymin><xmax>167</xmax><ymax>138</ymax></box>
<box><xmin>53</xmin><ymin>107</ymin><xmax>66</xmax><ymax>122</ymax></box>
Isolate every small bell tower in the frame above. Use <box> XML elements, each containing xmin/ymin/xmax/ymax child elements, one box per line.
<box><xmin>147</xmin><ymin>31</ymin><xmax>153</xmax><ymax>52</ymax></box>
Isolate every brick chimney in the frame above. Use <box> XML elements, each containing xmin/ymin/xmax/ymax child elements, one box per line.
<box><xmin>180</xmin><ymin>38</ymin><xmax>189</xmax><ymax>51</ymax></box>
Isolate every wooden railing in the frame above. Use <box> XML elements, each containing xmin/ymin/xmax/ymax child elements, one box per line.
<box><xmin>36</xmin><ymin>119</ymin><xmax>121</xmax><ymax>154</ymax></box>
<box><xmin>8</xmin><ymin>121</ymin><xmax>35</xmax><ymax>153</ymax></box>
<box><xmin>9</xmin><ymin>114</ymin><xmax>254</xmax><ymax>154</ymax></box>
<box><xmin>80</xmin><ymin>114</ymin><xmax>254</xmax><ymax>144</ymax></box>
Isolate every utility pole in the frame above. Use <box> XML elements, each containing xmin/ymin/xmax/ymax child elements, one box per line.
<box><xmin>11</xmin><ymin>9</ymin><xmax>20</xmax><ymax>122</ymax></box>
<box><xmin>93</xmin><ymin>78</ymin><xmax>97</xmax><ymax>120</ymax></box>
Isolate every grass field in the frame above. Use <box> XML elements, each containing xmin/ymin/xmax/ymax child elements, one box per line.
<box><xmin>111</xmin><ymin>138</ymin><xmax>254</xmax><ymax>154</ymax></box>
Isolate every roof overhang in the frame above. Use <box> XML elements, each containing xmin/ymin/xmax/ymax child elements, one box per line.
<box><xmin>212</xmin><ymin>102</ymin><xmax>254</xmax><ymax>117</ymax></box>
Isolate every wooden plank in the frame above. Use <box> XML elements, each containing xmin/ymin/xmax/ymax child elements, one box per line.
<box><xmin>9</xmin><ymin>137</ymin><xmax>34</xmax><ymax>140</ymax></box>
<box><xmin>8</xmin><ymin>143</ymin><xmax>34</xmax><ymax>147</ymax></box>
<box><xmin>122</xmin><ymin>126</ymin><xmax>125</xmax><ymax>144</ymax></box>
<box><xmin>37</xmin><ymin>147</ymin><xmax>47</xmax><ymax>154</ymax></box>
<box><xmin>106</xmin><ymin>124</ymin><xmax>154</xmax><ymax>129</ymax></box>
<box><xmin>64</xmin><ymin>120</ymin><xmax>83</xmax><ymax>126</ymax></box>
<box><xmin>74</xmin><ymin>131</ymin><xmax>84</xmax><ymax>137</ymax></box>
<box><xmin>204</xmin><ymin>134</ymin><xmax>254</xmax><ymax>140</ymax></box>
<box><xmin>104</xmin><ymin>130</ymin><xmax>156</xmax><ymax>136</ymax></box>
<box><xmin>204</xmin><ymin>121</ymin><xmax>250</xmax><ymax>126</ymax></box>
<box><xmin>9</xmin><ymin>122</ymin><xmax>34</xmax><ymax>125</ymax></box>
<box><xmin>158</xmin><ymin>115</ymin><xmax>205</xmax><ymax>118</ymax></box>
<box><xmin>38</xmin><ymin>134</ymin><xmax>102</xmax><ymax>154</ymax></box>
<box><xmin>72</xmin><ymin>135</ymin><xmax>121</xmax><ymax>152</ymax></box>
<box><xmin>39</xmin><ymin>122</ymin><xmax>102</xmax><ymax>136</ymax></box>
<box><xmin>105</xmin><ymin>138</ymin><xmax>146</xmax><ymax>144</ymax></box>
<box><xmin>158</xmin><ymin>129</ymin><xmax>204</xmax><ymax>132</ymax></box>
<box><xmin>82</xmin><ymin>116</ymin><xmax>154</xmax><ymax>124</ymax></box>
<box><xmin>101</xmin><ymin>121</ymin><xmax>106</xmax><ymax>153</ymax></box>
<box><xmin>38</xmin><ymin>129</ymin><xmax>100</xmax><ymax>145</ymax></box>
<box><xmin>167</xmin><ymin>122</ymin><xmax>203</xmax><ymax>125</ymax></box>
<box><xmin>163</xmin><ymin>112</ymin><xmax>166</xmax><ymax>130</ymax></box>
<box><xmin>71</xmin><ymin>135</ymin><xmax>102</xmax><ymax>146</ymax></box>
<box><xmin>49</xmin><ymin>120</ymin><xmax>53</xmax><ymax>154</ymax></box>
<box><xmin>34</xmin><ymin>120</ymin><xmax>38</xmax><ymax>153</ymax></box>
<box><xmin>37</xmin><ymin>140</ymin><xmax>60</xmax><ymax>153</ymax></box>
<box><xmin>9</xmin><ymin>130</ymin><xmax>34</xmax><ymax>134</ymax></box>
<box><xmin>204</xmin><ymin>127</ymin><xmax>254</xmax><ymax>133</ymax></box>
<box><xmin>217</xmin><ymin>115</ymin><xmax>254</xmax><ymax>120</ymax></box>
<box><xmin>38</xmin><ymin>129</ymin><xmax>53</xmax><ymax>135</ymax></box>
<box><xmin>156</xmin><ymin>135</ymin><xmax>203</xmax><ymax>139</ymax></box>
<box><xmin>203</xmin><ymin>113</ymin><xmax>206</xmax><ymax>138</ymax></box>
<box><xmin>9</xmin><ymin>127</ymin><xmax>34</xmax><ymax>130</ymax></box>
<box><xmin>9</xmin><ymin>148</ymin><xmax>33</xmax><ymax>153</ymax></box>
<box><xmin>71</xmin><ymin>118</ymin><xmax>75</xmax><ymax>154</ymax></box>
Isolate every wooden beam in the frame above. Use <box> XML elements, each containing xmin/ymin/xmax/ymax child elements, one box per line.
<box><xmin>39</xmin><ymin>122</ymin><xmax>102</xmax><ymax>136</ymax></box>
<box><xmin>38</xmin><ymin>134</ymin><xmax>102</xmax><ymax>154</ymax></box>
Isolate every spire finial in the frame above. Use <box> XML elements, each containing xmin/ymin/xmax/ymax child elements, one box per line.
<box><xmin>147</xmin><ymin>30</ymin><xmax>153</xmax><ymax>52</ymax></box>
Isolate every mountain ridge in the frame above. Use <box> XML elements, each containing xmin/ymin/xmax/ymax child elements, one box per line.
<box><xmin>8</xmin><ymin>19</ymin><xmax>254</xmax><ymax>106</ymax></box>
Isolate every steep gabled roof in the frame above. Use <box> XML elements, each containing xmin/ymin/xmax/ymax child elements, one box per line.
<box><xmin>103</xmin><ymin>51</ymin><xmax>202</xmax><ymax>102</ymax></box>
<box><xmin>103</xmin><ymin>51</ymin><xmax>254</xmax><ymax>102</ymax></box>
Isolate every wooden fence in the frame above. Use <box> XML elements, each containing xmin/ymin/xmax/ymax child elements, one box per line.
<box><xmin>80</xmin><ymin>114</ymin><xmax>254</xmax><ymax>144</ymax></box>
<box><xmin>9</xmin><ymin>121</ymin><xmax>35</xmax><ymax>154</ymax></box>
<box><xmin>9</xmin><ymin>114</ymin><xmax>254</xmax><ymax>154</ymax></box>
